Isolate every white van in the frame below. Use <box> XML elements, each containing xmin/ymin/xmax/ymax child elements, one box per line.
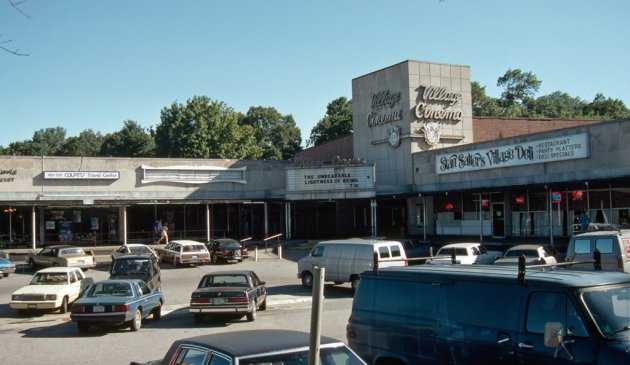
<box><xmin>565</xmin><ymin>229</ymin><xmax>630</xmax><ymax>272</ymax></box>
<box><xmin>297</xmin><ymin>239</ymin><xmax>407</xmax><ymax>291</ymax></box>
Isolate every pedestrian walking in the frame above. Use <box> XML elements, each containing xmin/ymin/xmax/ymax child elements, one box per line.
<box><xmin>157</xmin><ymin>222</ymin><xmax>169</xmax><ymax>245</ymax></box>
<box><xmin>579</xmin><ymin>211</ymin><xmax>590</xmax><ymax>232</ymax></box>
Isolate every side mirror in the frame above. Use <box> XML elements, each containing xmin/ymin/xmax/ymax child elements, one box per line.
<box><xmin>544</xmin><ymin>322</ymin><xmax>563</xmax><ymax>348</ymax></box>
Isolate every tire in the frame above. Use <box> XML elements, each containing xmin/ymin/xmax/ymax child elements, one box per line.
<box><xmin>77</xmin><ymin>322</ymin><xmax>89</xmax><ymax>333</ymax></box>
<box><xmin>246</xmin><ymin>305</ymin><xmax>256</xmax><ymax>322</ymax></box>
<box><xmin>3</xmin><ymin>273</ymin><xmax>8</xmax><ymax>277</ymax></box>
<box><xmin>152</xmin><ymin>305</ymin><xmax>162</xmax><ymax>320</ymax></box>
<box><xmin>211</xmin><ymin>255</ymin><xmax>218</xmax><ymax>264</ymax></box>
<box><xmin>129</xmin><ymin>309</ymin><xmax>142</xmax><ymax>331</ymax></box>
<box><xmin>301</xmin><ymin>272</ymin><xmax>313</xmax><ymax>288</ymax></box>
<box><xmin>259</xmin><ymin>297</ymin><xmax>267</xmax><ymax>311</ymax></box>
<box><xmin>172</xmin><ymin>258</ymin><xmax>178</xmax><ymax>268</ymax></box>
<box><xmin>194</xmin><ymin>313</ymin><xmax>204</xmax><ymax>323</ymax></box>
<box><xmin>351</xmin><ymin>277</ymin><xmax>360</xmax><ymax>292</ymax></box>
<box><xmin>238</xmin><ymin>259</ymin><xmax>243</xmax><ymax>263</ymax></box>
<box><xmin>59</xmin><ymin>296</ymin><xmax>69</xmax><ymax>314</ymax></box>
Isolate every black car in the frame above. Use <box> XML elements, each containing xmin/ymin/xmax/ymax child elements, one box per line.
<box><xmin>130</xmin><ymin>329</ymin><xmax>367</xmax><ymax>365</ymax></box>
<box><xmin>109</xmin><ymin>255</ymin><xmax>161</xmax><ymax>292</ymax></box>
<box><xmin>189</xmin><ymin>270</ymin><xmax>266</xmax><ymax>322</ymax></box>
<box><xmin>206</xmin><ymin>238</ymin><xmax>245</xmax><ymax>263</ymax></box>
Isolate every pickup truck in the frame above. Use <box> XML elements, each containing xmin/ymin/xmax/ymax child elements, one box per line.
<box><xmin>27</xmin><ymin>245</ymin><xmax>96</xmax><ymax>270</ymax></box>
<box><xmin>429</xmin><ymin>242</ymin><xmax>503</xmax><ymax>265</ymax></box>
<box><xmin>10</xmin><ymin>267</ymin><xmax>93</xmax><ymax>314</ymax></box>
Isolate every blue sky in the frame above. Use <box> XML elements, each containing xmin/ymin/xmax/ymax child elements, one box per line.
<box><xmin>1</xmin><ymin>0</ymin><xmax>629</xmax><ymax>148</ymax></box>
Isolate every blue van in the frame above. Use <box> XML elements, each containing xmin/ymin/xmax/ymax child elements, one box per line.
<box><xmin>347</xmin><ymin>265</ymin><xmax>630</xmax><ymax>364</ymax></box>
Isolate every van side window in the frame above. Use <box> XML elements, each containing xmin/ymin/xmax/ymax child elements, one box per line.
<box><xmin>378</xmin><ymin>246</ymin><xmax>390</xmax><ymax>258</ymax></box>
<box><xmin>390</xmin><ymin>245</ymin><xmax>402</xmax><ymax>257</ymax></box>
<box><xmin>595</xmin><ymin>238</ymin><xmax>614</xmax><ymax>254</ymax></box>
<box><xmin>526</xmin><ymin>292</ymin><xmax>588</xmax><ymax>337</ymax></box>
<box><xmin>574</xmin><ymin>239</ymin><xmax>592</xmax><ymax>254</ymax></box>
<box><xmin>311</xmin><ymin>246</ymin><xmax>324</xmax><ymax>257</ymax></box>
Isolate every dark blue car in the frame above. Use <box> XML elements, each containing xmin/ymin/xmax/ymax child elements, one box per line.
<box><xmin>70</xmin><ymin>279</ymin><xmax>163</xmax><ymax>333</ymax></box>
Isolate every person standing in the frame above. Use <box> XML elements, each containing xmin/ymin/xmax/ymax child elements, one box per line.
<box><xmin>157</xmin><ymin>222</ymin><xmax>169</xmax><ymax>245</ymax></box>
<box><xmin>579</xmin><ymin>211</ymin><xmax>590</xmax><ymax>232</ymax></box>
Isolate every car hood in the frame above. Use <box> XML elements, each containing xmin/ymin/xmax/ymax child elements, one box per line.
<box><xmin>13</xmin><ymin>284</ymin><xmax>68</xmax><ymax>295</ymax></box>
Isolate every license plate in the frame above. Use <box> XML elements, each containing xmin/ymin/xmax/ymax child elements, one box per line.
<box><xmin>28</xmin><ymin>304</ymin><xmax>37</xmax><ymax>309</ymax></box>
<box><xmin>192</xmin><ymin>255</ymin><xmax>198</xmax><ymax>259</ymax></box>
<box><xmin>93</xmin><ymin>305</ymin><xmax>105</xmax><ymax>313</ymax></box>
<box><xmin>213</xmin><ymin>298</ymin><xmax>225</xmax><ymax>304</ymax></box>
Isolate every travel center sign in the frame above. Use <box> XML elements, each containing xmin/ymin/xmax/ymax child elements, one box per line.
<box><xmin>436</xmin><ymin>133</ymin><xmax>588</xmax><ymax>174</ymax></box>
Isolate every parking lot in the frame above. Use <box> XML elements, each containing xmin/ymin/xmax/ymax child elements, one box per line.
<box><xmin>0</xmin><ymin>243</ymin><xmax>357</xmax><ymax>365</ymax></box>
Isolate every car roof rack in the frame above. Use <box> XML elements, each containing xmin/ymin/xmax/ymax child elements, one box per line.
<box><xmin>517</xmin><ymin>249</ymin><xmax>602</xmax><ymax>284</ymax></box>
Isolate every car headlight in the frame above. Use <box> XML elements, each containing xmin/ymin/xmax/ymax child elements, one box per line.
<box><xmin>45</xmin><ymin>294</ymin><xmax>57</xmax><ymax>300</ymax></box>
<box><xmin>12</xmin><ymin>294</ymin><xmax>22</xmax><ymax>301</ymax></box>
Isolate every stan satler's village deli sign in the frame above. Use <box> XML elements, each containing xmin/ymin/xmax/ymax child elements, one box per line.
<box><xmin>436</xmin><ymin>133</ymin><xmax>589</xmax><ymax>174</ymax></box>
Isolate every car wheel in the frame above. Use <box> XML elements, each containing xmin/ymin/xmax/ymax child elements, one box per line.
<box><xmin>130</xmin><ymin>309</ymin><xmax>142</xmax><ymax>331</ymax></box>
<box><xmin>77</xmin><ymin>322</ymin><xmax>89</xmax><ymax>333</ymax></box>
<box><xmin>246</xmin><ymin>305</ymin><xmax>256</xmax><ymax>322</ymax></box>
<box><xmin>59</xmin><ymin>296</ymin><xmax>69</xmax><ymax>314</ymax></box>
<box><xmin>301</xmin><ymin>272</ymin><xmax>313</xmax><ymax>288</ymax></box>
<box><xmin>3</xmin><ymin>273</ymin><xmax>8</xmax><ymax>277</ymax></box>
<box><xmin>172</xmin><ymin>258</ymin><xmax>178</xmax><ymax>268</ymax></box>
<box><xmin>238</xmin><ymin>259</ymin><xmax>243</xmax><ymax>263</ymax></box>
<box><xmin>351</xmin><ymin>277</ymin><xmax>360</xmax><ymax>292</ymax></box>
<box><xmin>259</xmin><ymin>297</ymin><xmax>267</xmax><ymax>311</ymax></box>
<box><xmin>193</xmin><ymin>313</ymin><xmax>204</xmax><ymax>323</ymax></box>
<box><xmin>211</xmin><ymin>254</ymin><xmax>218</xmax><ymax>264</ymax></box>
<box><xmin>152</xmin><ymin>305</ymin><xmax>162</xmax><ymax>320</ymax></box>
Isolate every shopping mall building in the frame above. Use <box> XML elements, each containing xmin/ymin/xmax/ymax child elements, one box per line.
<box><xmin>1</xmin><ymin>60</ymin><xmax>629</xmax><ymax>249</ymax></box>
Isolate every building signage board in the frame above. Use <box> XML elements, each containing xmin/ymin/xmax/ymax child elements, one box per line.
<box><xmin>44</xmin><ymin>171</ymin><xmax>120</xmax><ymax>180</ymax></box>
<box><xmin>287</xmin><ymin>165</ymin><xmax>375</xmax><ymax>192</ymax></box>
<box><xmin>436</xmin><ymin>133</ymin><xmax>589</xmax><ymax>174</ymax></box>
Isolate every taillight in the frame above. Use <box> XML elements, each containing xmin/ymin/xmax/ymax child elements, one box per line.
<box><xmin>72</xmin><ymin>306</ymin><xmax>85</xmax><ymax>313</ymax></box>
<box><xmin>113</xmin><ymin>305</ymin><xmax>128</xmax><ymax>312</ymax></box>
<box><xmin>191</xmin><ymin>298</ymin><xmax>210</xmax><ymax>304</ymax></box>
<box><xmin>228</xmin><ymin>297</ymin><xmax>248</xmax><ymax>303</ymax></box>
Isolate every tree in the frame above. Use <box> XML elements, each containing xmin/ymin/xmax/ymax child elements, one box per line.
<box><xmin>239</xmin><ymin>106</ymin><xmax>302</xmax><ymax>160</ymax></box>
<box><xmin>497</xmin><ymin>69</ymin><xmax>541</xmax><ymax>108</ymax></box>
<box><xmin>528</xmin><ymin>91</ymin><xmax>584</xmax><ymax>119</ymax></box>
<box><xmin>471</xmin><ymin>81</ymin><xmax>501</xmax><ymax>116</ymax></box>
<box><xmin>59</xmin><ymin>129</ymin><xmax>104</xmax><ymax>156</ymax></box>
<box><xmin>1</xmin><ymin>0</ymin><xmax>30</xmax><ymax>56</ymax></box>
<box><xmin>154</xmin><ymin>96</ymin><xmax>259</xmax><ymax>159</ymax></box>
<box><xmin>5</xmin><ymin>127</ymin><xmax>67</xmax><ymax>156</ymax></box>
<box><xmin>100</xmin><ymin>120</ymin><xmax>155</xmax><ymax>157</ymax></box>
<box><xmin>582</xmin><ymin>93</ymin><xmax>630</xmax><ymax>119</ymax></box>
<box><xmin>307</xmin><ymin>97</ymin><xmax>353</xmax><ymax>147</ymax></box>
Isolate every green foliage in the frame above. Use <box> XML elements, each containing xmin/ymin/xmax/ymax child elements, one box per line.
<box><xmin>154</xmin><ymin>96</ymin><xmax>260</xmax><ymax>159</ymax></box>
<box><xmin>307</xmin><ymin>97</ymin><xmax>353</xmax><ymax>147</ymax></box>
<box><xmin>474</xmin><ymin>69</ymin><xmax>630</xmax><ymax>120</ymax></box>
<box><xmin>100</xmin><ymin>120</ymin><xmax>155</xmax><ymax>157</ymax></box>
<box><xmin>59</xmin><ymin>129</ymin><xmax>104</xmax><ymax>156</ymax></box>
<box><xmin>239</xmin><ymin>106</ymin><xmax>302</xmax><ymax>160</ymax></box>
<box><xmin>4</xmin><ymin>127</ymin><xmax>67</xmax><ymax>156</ymax></box>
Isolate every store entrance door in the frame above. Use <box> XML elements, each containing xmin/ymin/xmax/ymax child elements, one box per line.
<box><xmin>492</xmin><ymin>203</ymin><xmax>505</xmax><ymax>238</ymax></box>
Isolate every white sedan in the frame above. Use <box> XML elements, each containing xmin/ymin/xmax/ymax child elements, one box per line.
<box><xmin>10</xmin><ymin>267</ymin><xmax>93</xmax><ymax>314</ymax></box>
<box><xmin>494</xmin><ymin>244</ymin><xmax>557</xmax><ymax>266</ymax></box>
<box><xmin>429</xmin><ymin>243</ymin><xmax>503</xmax><ymax>265</ymax></box>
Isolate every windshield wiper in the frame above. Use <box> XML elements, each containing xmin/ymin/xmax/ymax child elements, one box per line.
<box><xmin>608</xmin><ymin>326</ymin><xmax>630</xmax><ymax>336</ymax></box>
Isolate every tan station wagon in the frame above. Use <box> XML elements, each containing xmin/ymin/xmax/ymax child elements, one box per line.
<box><xmin>155</xmin><ymin>240</ymin><xmax>211</xmax><ymax>267</ymax></box>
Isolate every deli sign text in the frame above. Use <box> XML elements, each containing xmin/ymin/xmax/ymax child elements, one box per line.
<box><xmin>436</xmin><ymin>133</ymin><xmax>588</xmax><ymax>174</ymax></box>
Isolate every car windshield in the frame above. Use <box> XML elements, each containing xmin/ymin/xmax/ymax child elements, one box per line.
<box><xmin>130</xmin><ymin>246</ymin><xmax>152</xmax><ymax>255</ymax></box>
<box><xmin>581</xmin><ymin>283</ymin><xmax>630</xmax><ymax>338</ymax></box>
<box><xmin>87</xmin><ymin>282</ymin><xmax>133</xmax><ymax>297</ymax></box>
<box><xmin>200</xmin><ymin>274</ymin><xmax>248</xmax><ymax>287</ymax></box>
<box><xmin>30</xmin><ymin>272</ymin><xmax>68</xmax><ymax>285</ymax></box>
<box><xmin>183</xmin><ymin>245</ymin><xmax>206</xmax><ymax>252</ymax></box>
<box><xmin>505</xmin><ymin>249</ymin><xmax>539</xmax><ymax>258</ymax></box>
<box><xmin>437</xmin><ymin>247</ymin><xmax>468</xmax><ymax>256</ymax></box>
<box><xmin>240</xmin><ymin>345</ymin><xmax>365</xmax><ymax>365</ymax></box>
<box><xmin>59</xmin><ymin>248</ymin><xmax>85</xmax><ymax>256</ymax></box>
<box><xmin>112</xmin><ymin>259</ymin><xmax>151</xmax><ymax>275</ymax></box>
<box><xmin>220</xmin><ymin>242</ymin><xmax>241</xmax><ymax>249</ymax></box>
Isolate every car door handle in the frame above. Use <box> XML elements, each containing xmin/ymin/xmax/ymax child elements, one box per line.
<box><xmin>518</xmin><ymin>342</ymin><xmax>535</xmax><ymax>350</ymax></box>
